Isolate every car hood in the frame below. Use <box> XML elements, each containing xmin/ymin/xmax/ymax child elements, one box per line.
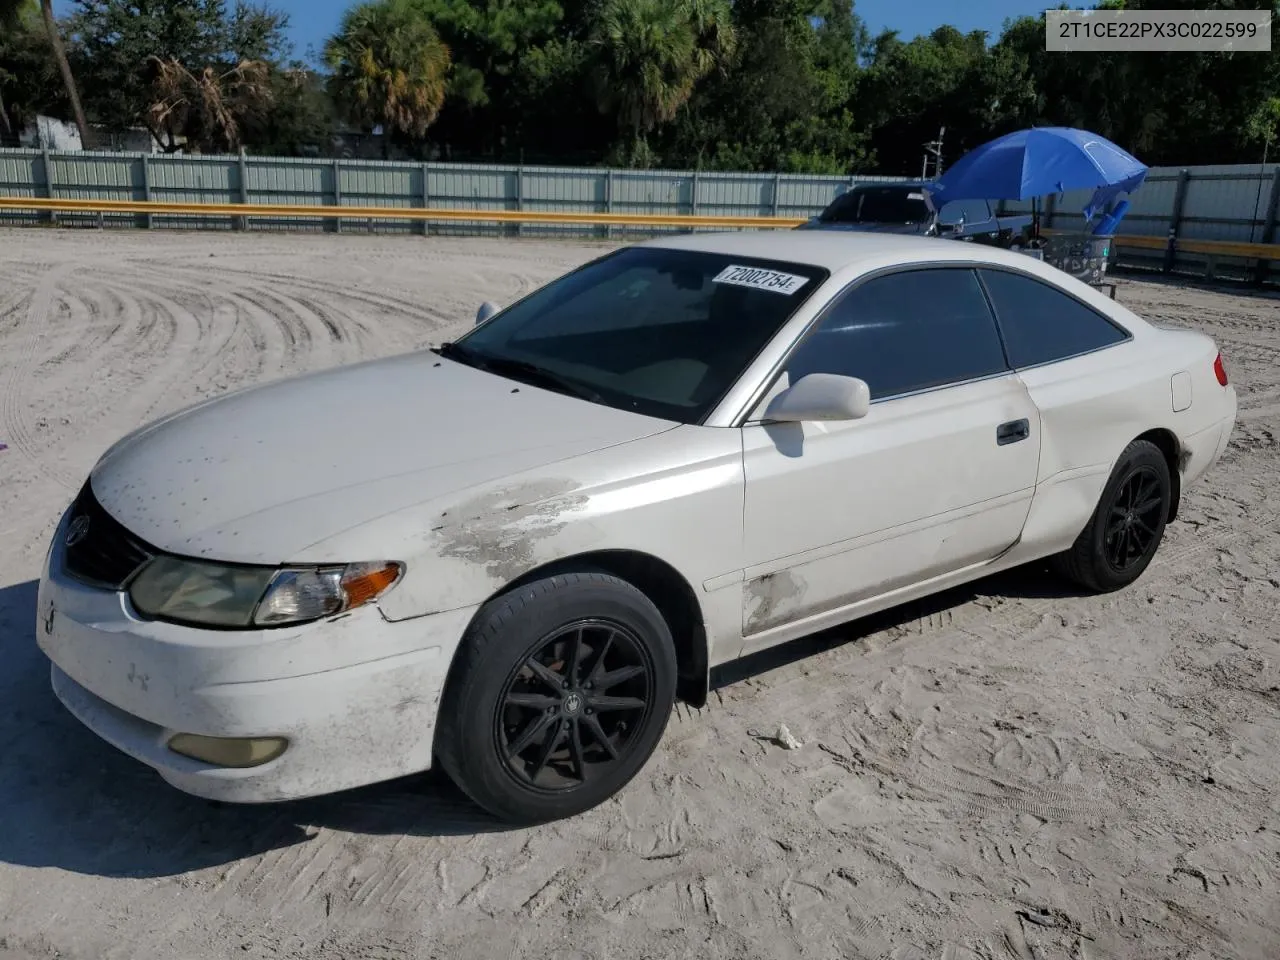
<box><xmin>90</xmin><ymin>352</ymin><xmax>675</xmax><ymax>563</ymax></box>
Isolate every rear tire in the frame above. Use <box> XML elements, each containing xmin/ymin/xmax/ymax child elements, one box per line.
<box><xmin>1051</xmin><ymin>439</ymin><xmax>1172</xmax><ymax>593</ymax></box>
<box><xmin>435</xmin><ymin>572</ymin><xmax>677</xmax><ymax>825</ymax></box>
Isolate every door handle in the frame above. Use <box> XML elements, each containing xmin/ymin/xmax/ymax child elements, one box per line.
<box><xmin>996</xmin><ymin>418</ymin><xmax>1030</xmax><ymax>445</ymax></box>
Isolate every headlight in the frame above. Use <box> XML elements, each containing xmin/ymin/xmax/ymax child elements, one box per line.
<box><xmin>128</xmin><ymin>557</ymin><xmax>403</xmax><ymax>628</ymax></box>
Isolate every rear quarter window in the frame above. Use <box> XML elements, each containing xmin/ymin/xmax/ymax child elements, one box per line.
<box><xmin>979</xmin><ymin>269</ymin><xmax>1130</xmax><ymax>369</ymax></box>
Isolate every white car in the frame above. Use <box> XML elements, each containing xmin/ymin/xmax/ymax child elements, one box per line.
<box><xmin>36</xmin><ymin>232</ymin><xmax>1236</xmax><ymax>824</ymax></box>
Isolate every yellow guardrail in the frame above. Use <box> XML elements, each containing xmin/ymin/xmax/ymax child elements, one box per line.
<box><xmin>1045</xmin><ymin>227</ymin><xmax>1279</xmax><ymax>261</ymax></box>
<box><xmin>1111</xmin><ymin>232</ymin><xmax>1280</xmax><ymax>260</ymax></box>
<box><xmin>3</xmin><ymin>196</ymin><xmax>1277</xmax><ymax>262</ymax></box>
<box><xmin>0</xmin><ymin>196</ymin><xmax>808</xmax><ymax>230</ymax></box>
<box><xmin>1111</xmin><ymin>234</ymin><xmax>1166</xmax><ymax>251</ymax></box>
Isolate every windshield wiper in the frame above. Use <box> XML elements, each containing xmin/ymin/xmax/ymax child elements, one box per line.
<box><xmin>481</xmin><ymin>355</ymin><xmax>605</xmax><ymax>404</ymax></box>
<box><xmin>436</xmin><ymin>343</ymin><xmax>603</xmax><ymax>404</ymax></box>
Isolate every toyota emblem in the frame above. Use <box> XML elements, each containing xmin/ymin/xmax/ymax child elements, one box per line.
<box><xmin>65</xmin><ymin>514</ymin><xmax>91</xmax><ymax>547</ymax></box>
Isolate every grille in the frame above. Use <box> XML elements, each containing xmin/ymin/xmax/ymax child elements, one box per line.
<box><xmin>62</xmin><ymin>483</ymin><xmax>155</xmax><ymax>590</ymax></box>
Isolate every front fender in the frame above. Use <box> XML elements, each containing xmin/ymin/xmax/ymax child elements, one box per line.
<box><xmin>296</xmin><ymin>428</ymin><xmax>748</xmax><ymax>637</ymax></box>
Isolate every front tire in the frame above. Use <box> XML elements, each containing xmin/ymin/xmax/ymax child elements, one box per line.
<box><xmin>1052</xmin><ymin>439</ymin><xmax>1172</xmax><ymax>592</ymax></box>
<box><xmin>435</xmin><ymin>572</ymin><xmax>677</xmax><ymax>825</ymax></box>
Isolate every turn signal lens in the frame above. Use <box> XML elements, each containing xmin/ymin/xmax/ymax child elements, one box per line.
<box><xmin>1213</xmin><ymin>353</ymin><xmax>1229</xmax><ymax>386</ymax></box>
<box><xmin>340</xmin><ymin>561</ymin><xmax>403</xmax><ymax>608</ymax></box>
<box><xmin>168</xmin><ymin>734</ymin><xmax>287</xmax><ymax>768</ymax></box>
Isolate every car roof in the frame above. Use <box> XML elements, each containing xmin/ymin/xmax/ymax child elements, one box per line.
<box><xmin>639</xmin><ymin>229</ymin><xmax>1027</xmax><ymax>274</ymax></box>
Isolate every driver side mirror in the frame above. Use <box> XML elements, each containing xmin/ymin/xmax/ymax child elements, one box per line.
<box><xmin>763</xmin><ymin>373</ymin><xmax>871</xmax><ymax>423</ymax></box>
<box><xmin>476</xmin><ymin>301</ymin><xmax>499</xmax><ymax>326</ymax></box>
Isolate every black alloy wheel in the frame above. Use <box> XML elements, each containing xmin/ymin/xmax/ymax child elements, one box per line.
<box><xmin>496</xmin><ymin>619</ymin><xmax>654</xmax><ymax>790</ymax></box>
<box><xmin>1102</xmin><ymin>464</ymin><xmax>1165</xmax><ymax>574</ymax></box>
<box><xmin>1052</xmin><ymin>438</ymin><xmax>1172</xmax><ymax>593</ymax></box>
<box><xmin>435</xmin><ymin>572</ymin><xmax>677</xmax><ymax>824</ymax></box>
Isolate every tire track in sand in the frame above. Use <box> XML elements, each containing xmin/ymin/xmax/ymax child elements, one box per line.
<box><xmin>1</xmin><ymin>265</ymin><xmax>79</xmax><ymax>489</ymax></box>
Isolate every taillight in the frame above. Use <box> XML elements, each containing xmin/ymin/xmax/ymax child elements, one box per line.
<box><xmin>1213</xmin><ymin>353</ymin><xmax>1228</xmax><ymax>387</ymax></box>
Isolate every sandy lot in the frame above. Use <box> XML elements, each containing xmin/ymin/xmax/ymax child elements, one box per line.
<box><xmin>1</xmin><ymin>229</ymin><xmax>1278</xmax><ymax>960</ymax></box>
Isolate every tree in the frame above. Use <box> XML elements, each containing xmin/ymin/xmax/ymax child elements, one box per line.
<box><xmin>991</xmin><ymin>1</ymin><xmax>1279</xmax><ymax>167</ymax></box>
<box><xmin>68</xmin><ymin>0</ymin><xmax>290</xmax><ymax>150</ymax></box>
<box><xmin>857</xmin><ymin>25</ymin><xmax>996</xmax><ymax>174</ymax></box>
<box><xmin>0</xmin><ymin>0</ymin><xmax>32</xmax><ymax>141</ymax></box>
<box><xmin>146</xmin><ymin>55</ymin><xmax>272</xmax><ymax>152</ymax></box>
<box><xmin>39</xmin><ymin>0</ymin><xmax>91</xmax><ymax>145</ymax></box>
<box><xmin>588</xmin><ymin>0</ymin><xmax>735</xmax><ymax>163</ymax></box>
<box><xmin>403</xmin><ymin>0</ymin><xmax>576</xmax><ymax>161</ymax></box>
<box><xmin>242</xmin><ymin>64</ymin><xmax>339</xmax><ymax>156</ymax></box>
<box><xmin>670</xmin><ymin>0</ymin><xmax>869</xmax><ymax>173</ymax></box>
<box><xmin>324</xmin><ymin>0</ymin><xmax>452</xmax><ymax>154</ymax></box>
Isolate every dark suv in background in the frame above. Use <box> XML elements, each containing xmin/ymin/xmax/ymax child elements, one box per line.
<box><xmin>797</xmin><ymin>181</ymin><xmax>1032</xmax><ymax>248</ymax></box>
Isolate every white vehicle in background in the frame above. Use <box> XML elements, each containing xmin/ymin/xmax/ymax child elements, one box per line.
<box><xmin>36</xmin><ymin>232</ymin><xmax>1236</xmax><ymax>824</ymax></box>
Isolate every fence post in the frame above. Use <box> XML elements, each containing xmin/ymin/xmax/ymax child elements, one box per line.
<box><xmin>1165</xmin><ymin>168</ymin><xmax>1190</xmax><ymax>274</ymax></box>
<box><xmin>41</xmin><ymin>146</ymin><xmax>56</xmax><ymax>226</ymax></box>
<box><xmin>605</xmin><ymin>169</ymin><xmax>614</xmax><ymax>241</ymax></box>
<box><xmin>515</xmin><ymin>165</ymin><xmax>524</xmax><ymax>239</ymax></box>
<box><xmin>772</xmin><ymin>173</ymin><xmax>781</xmax><ymax>217</ymax></box>
<box><xmin>141</xmin><ymin>154</ymin><xmax>154</xmax><ymax>229</ymax></box>
<box><xmin>236</xmin><ymin>151</ymin><xmax>249</xmax><ymax>231</ymax></box>
<box><xmin>332</xmin><ymin>158</ymin><xmax>342</xmax><ymax>234</ymax></box>
<box><xmin>691</xmin><ymin>170</ymin><xmax>700</xmax><ymax>218</ymax></box>
<box><xmin>1253</xmin><ymin>166</ymin><xmax>1280</xmax><ymax>286</ymax></box>
<box><xmin>420</xmin><ymin>162</ymin><xmax>430</xmax><ymax>237</ymax></box>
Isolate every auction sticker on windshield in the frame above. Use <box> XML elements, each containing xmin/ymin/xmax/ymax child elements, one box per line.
<box><xmin>713</xmin><ymin>265</ymin><xmax>808</xmax><ymax>295</ymax></box>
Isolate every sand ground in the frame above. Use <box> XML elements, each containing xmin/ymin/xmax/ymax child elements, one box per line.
<box><xmin>1</xmin><ymin>229</ymin><xmax>1278</xmax><ymax>960</ymax></box>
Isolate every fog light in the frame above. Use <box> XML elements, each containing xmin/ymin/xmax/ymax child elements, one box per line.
<box><xmin>167</xmin><ymin>733</ymin><xmax>288</xmax><ymax>768</ymax></box>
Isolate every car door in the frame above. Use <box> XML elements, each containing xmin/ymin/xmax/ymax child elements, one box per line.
<box><xmin>976</xmin><ymin>267</ymin><xmax>1140</xmax><ymax>541</ymax></box>
<box><xmin>739</xmin><ymin>266</ymin><xmax>1042</xmax><ymax>649</ymax></box>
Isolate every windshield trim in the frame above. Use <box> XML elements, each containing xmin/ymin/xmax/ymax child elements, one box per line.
<box><xmin>451</xmin><ymin>245</ymin><xmax>831</xmax><ymax>426</ymax></box>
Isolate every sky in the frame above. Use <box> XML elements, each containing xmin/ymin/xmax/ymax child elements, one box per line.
<box><xmin>53</xmin><ymin>0</ymin><xmax>1052</xmax><ymax>65</ymax></box>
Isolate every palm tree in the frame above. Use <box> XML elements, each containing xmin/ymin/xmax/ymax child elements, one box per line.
<box><xmin>146</xmin><ymin>56</ymin><xmax>274</xmax><ymax>154</ymax></box>
<box><xmin>0</xmin><ymin>0</ymin><xmax>32</xmax><ymax>142</ymax></box>
<box><xmin>589</xmin><ymin>0</ymin><xmax>735</xmax><ymax>160</ymax></box>
<box><xmin>38</xmin><ymin>0</ymin><xmax>90</xmax><ymax>146</ymax></box>
<box><xmin>324</xmin><ymin>0</ymin><xmax>451</xmax><ymax>157</ymax></box>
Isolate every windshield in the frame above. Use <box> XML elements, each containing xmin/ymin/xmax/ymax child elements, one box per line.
<box><xmin>818</xmin><ymin>186</ymin><xmax>930</xmax><ymax>225</ymax></box>
<box><xmin>449</xmin><ymin>247</ymin><xmax>828</xmax><ymax>424</ymax></box>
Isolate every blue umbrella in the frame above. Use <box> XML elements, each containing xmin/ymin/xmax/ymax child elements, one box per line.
<box><xmin>925</xmin><ymin>127</ymin><xmax>1147</xmax><ymax>222</ymax></box>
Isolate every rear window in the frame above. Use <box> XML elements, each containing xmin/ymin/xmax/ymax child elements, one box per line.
<box><xmin>979</xmin><ymin>269</ymin><xmax>1130</xmax><ymax>368</ymax></box>
<box><xmin>819</xmin><ymin>186</ymin><xmax>930</xmax><ymax>225</ymax></box>
<box><xmin>455</xmin><ymin>247</ymin><xmax>828</xmax><ymax>423</ymax></box>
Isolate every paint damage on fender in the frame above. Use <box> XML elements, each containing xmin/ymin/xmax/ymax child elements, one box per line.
<box><xmin>430</xmin><ymin>478</ymin><xmax>590</xmax><ymax>584</ymax></box>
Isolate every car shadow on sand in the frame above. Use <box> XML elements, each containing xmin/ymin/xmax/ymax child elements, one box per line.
<box><xmin>0</xmin><ymin>563</ymin><xmax>1080</xmax><ymax>879</ymax></box>
<box><xmin>0</xmin><ymin>578</ymin><xmax>512</xmax><ymax>881</ymax></box>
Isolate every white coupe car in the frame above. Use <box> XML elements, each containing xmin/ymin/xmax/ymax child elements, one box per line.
<box><xmin>37</xmin><ymin>231</ymin><xmax>1236</xmax><ymax>824</ymax></box>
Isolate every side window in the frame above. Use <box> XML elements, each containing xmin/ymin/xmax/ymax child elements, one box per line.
<box><xmin>979</xmin><ymin>269</ymin><xmax>1129</xmax><ymax>368</ymax></box>
<box><xmin>784</xmin><ymin>268</ymin><xmax>1008</xmax><ymax>400</ymax></box>
<box><xmin>939</xmin><ymin>199</ymin><xmax>990</xmax><ymax>225</ymax></box>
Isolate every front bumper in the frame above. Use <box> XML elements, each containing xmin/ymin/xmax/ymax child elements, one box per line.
<box><xmin>35</xmin><ymin>512</ymin><xmax>477</xmax><ymax>803</ymax></box>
